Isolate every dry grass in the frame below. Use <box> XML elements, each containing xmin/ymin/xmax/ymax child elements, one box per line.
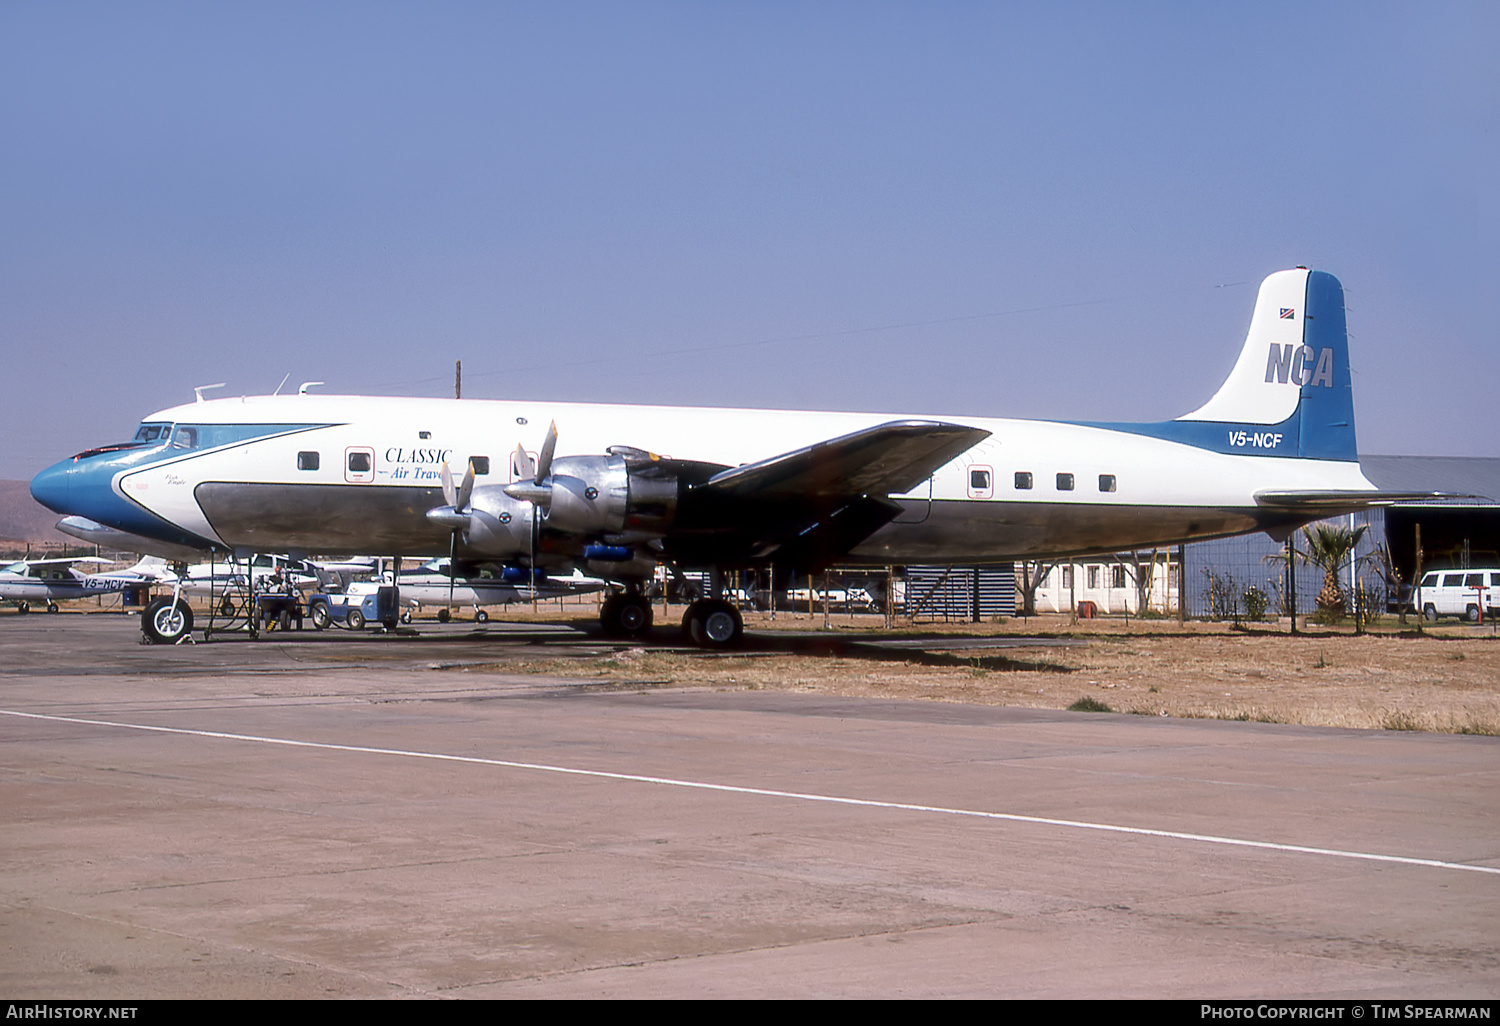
<box><xmin>490</xmin><ymin>610</ymin><xmax>1500</xmax><ymax>735</ymax></box>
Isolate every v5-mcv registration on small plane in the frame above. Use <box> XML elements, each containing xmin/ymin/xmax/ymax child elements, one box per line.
<box><xmin>31</xmin><ymin>268</ymin><xmax>1417</xmax><ymax>646</ymax></box>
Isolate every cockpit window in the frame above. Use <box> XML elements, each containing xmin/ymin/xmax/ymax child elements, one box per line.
<box><xmin>83</xmin><ymin>422</ymin><xmax>327</xmax><ymax>463</ymax></box>
<box><xmin>133</xmin><ymin>423</ymin><xmax>172</xmax><ymax>442</ymax></box>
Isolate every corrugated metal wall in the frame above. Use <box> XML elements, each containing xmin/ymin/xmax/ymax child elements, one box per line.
<box><xmin>904</xmin><ymin>565</ymin><xmax>1016</xmax><ymax>619</ymax></box>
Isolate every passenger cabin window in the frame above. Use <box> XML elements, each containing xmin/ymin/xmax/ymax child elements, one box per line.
<box><xmin>348</xmin><ymin>451</ymin><xmax>372</xmax><ymax>473</ymax></box>
<box><xmin>470</xmin><ymin>456</ymin><xmax>490</xmax><ymax>476</ymax></box>
<box><xmin>1099</xmin><ymin>474</ymin><xmax>1117</xmax><ymax>493</ymax></box>
<box><xmin>1442</xmin><ymin>574</ymin><xmax>1464</xmax><ymax>587</ymax></box>
<box><xmin>1014</xmin><ymin>472</ymin><xmax>1033</xmax><ymax>490</ymax></box>
<box><xmin>510</xmin><ymin>450</ymin><xmax>537</xmax><ymax>480</ymax></box>
<box><xmin>297</xmin><ymin>451</ymin><xmax>320</xmax><ymax>471</ymax></box>
<box><xmin>1465</xmin><ymin>574</ymin><xmax>1484</xmax><ymax>587</ymax></box>
<box><xmin>1056</xmin><ymin>473</ymin><xmax>1075</xmax><ymax>491</ymax></box>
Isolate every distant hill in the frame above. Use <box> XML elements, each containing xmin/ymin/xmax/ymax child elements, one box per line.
<box><xmin>0</xmin><ymin>480</ymin><xmax>72</xmax><ymax>549</ymax></box>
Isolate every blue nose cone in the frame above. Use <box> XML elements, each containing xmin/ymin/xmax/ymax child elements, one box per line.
<box><xmin>29</xmin><ymin>458</ymin><xmax>78</xmax><ymax>515</ymax></box>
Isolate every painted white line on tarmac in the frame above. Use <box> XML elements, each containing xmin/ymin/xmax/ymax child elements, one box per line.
<box><xmin>5</xmin><ymin>707</ymin><xmax>1497</xmax><ymax>877</ymax></box>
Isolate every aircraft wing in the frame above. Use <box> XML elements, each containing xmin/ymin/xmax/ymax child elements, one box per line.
<box><xmin>697</xmin><ymin>420</ymin><xmax>990</xmax><ymax>499</ymax></box>
<box><xmin>17</xmin><ymin>556</ymin><xmax>114</xmax><ymax>567</ymax></box>
<box><xmin>656</xmin><ymin>420</ymin><xmax>989</xmax><ymax>568</ymax></box>
<box><xmin>1253</xmin><ymin>490</ymin><xmax>1484</xmax><ymax>517</ymax></box>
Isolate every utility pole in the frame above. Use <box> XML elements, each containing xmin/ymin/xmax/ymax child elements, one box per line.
<box><xmin>1288</xmin><ymin>535</ymin><xmax>1297</xmax><ymax>635</ymax></box>
<box><xmin>1414</xmin><ymin>523</ymin><xmax>1424</xmax><ymax>635</ymax></box>
<box><xmin>1177</xmin><ymin>544</ymin><xmax>1187</xmax><ymax>624</ymax></box>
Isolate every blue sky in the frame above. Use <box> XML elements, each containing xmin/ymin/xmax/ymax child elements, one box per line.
<box><xmin>3</xmin><ymin>1</ymin><xmax>1495</xmax><ymax>481</ymax></box>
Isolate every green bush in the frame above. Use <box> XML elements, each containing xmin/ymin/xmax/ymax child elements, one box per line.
<box><xmin>1242</xmin><ymin>587</ymin><xmax>1268</xmax><ymax>622</ymax></box>
<box><xmin>1068</xmin><ymin>696</ymin><xmax>1113</xmax><ymax>713</ymax></box>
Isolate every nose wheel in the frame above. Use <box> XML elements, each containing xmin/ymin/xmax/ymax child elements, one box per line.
<box><xmin>142</xmin><ymin>597</ymin><xmax>194</xmax><ymax>644</ymax></box>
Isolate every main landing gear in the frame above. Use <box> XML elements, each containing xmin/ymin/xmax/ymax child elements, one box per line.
<box><xmin>681</xmin><ymin>599</ymin><xmax>743</xmax><ymax>649</ymax></box>
<box><xmin>599</xmin><ymin>575</ymin><xmax>746</xmax><ymax>650</ymax></box>
<box><xmin>600</xmin><ymin>592</ymin><xmax>653</xmax><ymax>639</ymax></box>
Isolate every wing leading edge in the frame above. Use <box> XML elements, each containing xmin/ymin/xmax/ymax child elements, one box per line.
<box><xmin>698</xmin><ymin>420</ymin><xmax>991</xmax><ymax>499</ymax></box>
<box><xmin>661</xmin><ymin>421</ymin><xmax>990</xmax><ymax>568</ymax></box>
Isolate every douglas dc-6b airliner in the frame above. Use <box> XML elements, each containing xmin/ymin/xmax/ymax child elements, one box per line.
<box><xmin>31</xmin><ymin>268</ymin><xmax>1422</xmax><ymax>646</ymax></box>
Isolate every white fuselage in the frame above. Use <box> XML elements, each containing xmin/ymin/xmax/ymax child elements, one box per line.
<box><xmin>98</xmin><ymin>393</ymin><xmax>1374</xmax><ymax>564</ymax></box>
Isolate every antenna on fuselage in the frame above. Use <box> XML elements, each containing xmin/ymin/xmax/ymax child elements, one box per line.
<box><xmin>272</xmin><ymin>373</ymin><xmax>291</xmax><ymax>396</ymax></box>
<box><xmin>193</xmin><ymin>383</ymin><xmax>226</xmax><ymax>403</ymax></box>
<box><xmin>298</xmin><ymin>382</ymin><xmax>325</xmax><ymax>395</ymax></box>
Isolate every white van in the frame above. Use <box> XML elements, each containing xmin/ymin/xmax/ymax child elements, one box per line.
<box><xmin>1412</xmin><ymin>569</ymin><xmax>1500</xmax><ymax>622</ymax></box>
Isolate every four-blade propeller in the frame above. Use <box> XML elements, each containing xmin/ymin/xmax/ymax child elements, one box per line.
<box><xmin>504</xmin><ymin>420</ymin><xmax>557</xmax><ymax>507</ymax></box>
<box><xmin>426</xmin><ymin>459</ymin><xmax>476</xmax><ymax>608</ymax></box>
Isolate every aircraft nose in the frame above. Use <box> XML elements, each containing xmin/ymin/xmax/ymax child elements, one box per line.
<box><xmin>29</xmin><ymin>459</ymin><xmax>77</xmax><ymax>514</ymax></box>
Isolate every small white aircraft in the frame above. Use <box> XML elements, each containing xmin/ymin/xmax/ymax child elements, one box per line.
<box><xmin>0</xmin><ymin>556</ymin><xmax>143</xmax><ymax>613</ymax></box>
<box><xmin>383</xmin><ymin>559</ymin><xmax>608</xmax><ymax>622</ymax></box>
<box><xmin>32</xmin><ymin>268</ymin><xmax>1430</xmax><ymax>645</ymax></box>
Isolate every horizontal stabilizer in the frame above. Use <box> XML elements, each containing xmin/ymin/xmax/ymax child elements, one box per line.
<box><xmin>700</xmin><ymin>420</ymin><xmax>990</xmax><ymax>499</ymax></box>
<box><xmin>1253</xmin><ymin>489</ymin><xmax>1482</xmax><ymax>517</ymax></box>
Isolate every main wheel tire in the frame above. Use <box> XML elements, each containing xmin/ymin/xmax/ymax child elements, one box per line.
<box><xmin>47</xmin><ymin>602</ymin><xmax>58</xmax><ymax>613</ymax></box>
<box><xmin>602</xmin><ymin>594</ymin><xmax>653</xmax><ymax>638</ymax></box>
<box><xmin>142</xmin><ymin>598</ymin><xmax>194</xmax><ymax>645</ymax></box>
<box><xmin>437</xmin><ymin>608</ymin><xmax>451</xmax><ymax>623</ymax></box>
<box><xmin>15</xmin><ymin>601</ymin><xmax>28</xmax><ymax>615</ymax></box>
<box><xmin>278</xmin><ymin>608</ymin><xmax>293</xmax><ymax>632</ymax></box>
<box><xmin>684</xmin><ymin>599</ymin><xmax>742</xmax><ymax>649</ymax></box>
<box><xmin>1465</xmin><ymin>604</ymin><xmax>1480</xmax><ymax>623</ymax></box>
<box><xmin>400</xmin><ymin>609</ymin><xmax>413</xmax><ymax>624</ymax></box>
<box><xmin>1424</xmin><ymin>603</ymin><xmax>1438</xmax><ymax>622</ymax></box>
<box><xmin>310</xmin><ymin>601</ymin><xmax>331</xmax><ymax>630</ymax></box>
<box><xmin>475</xmin><ymin>609</ymin><xmax>489</xmax><ymax>623</ymax></box>
<box><xmin>346</xmin><ymin>608</ymin><xmax>365</xmax><ymax>630</ymax></box>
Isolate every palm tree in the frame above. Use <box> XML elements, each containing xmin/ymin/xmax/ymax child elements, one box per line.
<box><xmin>1300</xmin><ymin>523</ymin><xmax>1368</xmax><ymax>614</ymax></box>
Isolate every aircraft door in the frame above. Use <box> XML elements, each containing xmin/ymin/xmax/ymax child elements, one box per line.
<box><xmin>966</xmin><ymin>465</ymin><xmax>994</xmax><ymax>500</ymax></box>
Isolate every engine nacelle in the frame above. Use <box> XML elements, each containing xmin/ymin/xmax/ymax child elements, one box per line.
<box><xmin>542</xmin><ymin>455</ymin><xmax>679</xmax><ymax>537</ymax></box>
<box><xmin>462</xmin><ymin>485</ymin><xmax>535</xmax><ymax>557</ymax></box>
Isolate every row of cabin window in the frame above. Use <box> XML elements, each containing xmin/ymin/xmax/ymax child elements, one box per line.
<box><xmin>297</xmin><ymin>453</ymin><xmax>492</xmax><ymax>474</ymax></box>
<box><xmin>302</xmin><ymin>452</ymin><xmax>1116</xmax><ymax>494</ymax></box>
<box><xmin>970</xmin><ymin>470</ymin><xmax>1117</xmax><ymax>493</ymax></box>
